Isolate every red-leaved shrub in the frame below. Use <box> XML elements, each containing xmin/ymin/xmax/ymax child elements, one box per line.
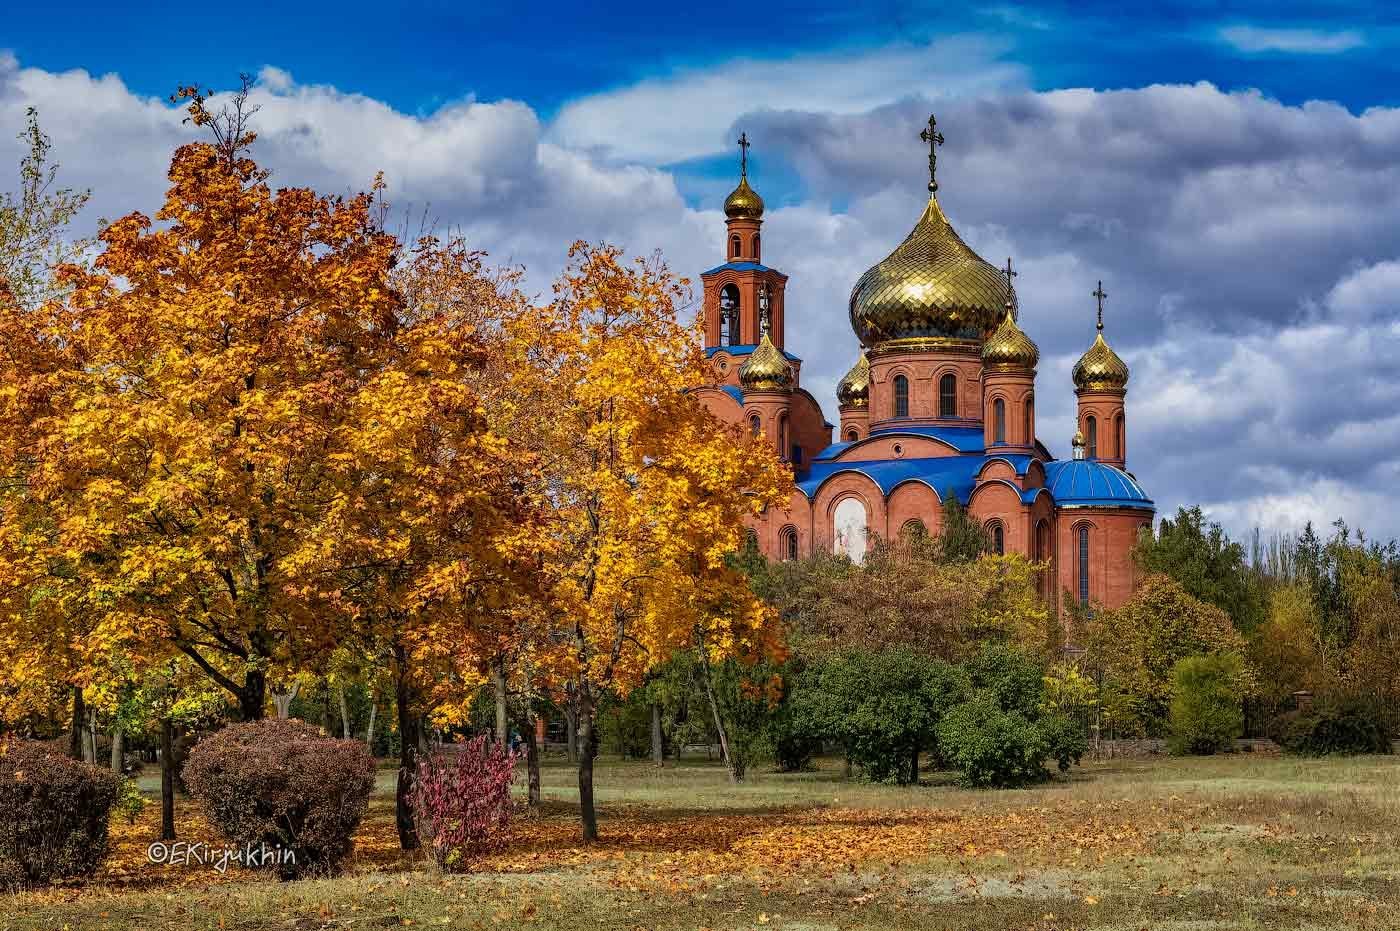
<box><xmin>411</xmin><ymin>735</ymin><xmax>516</xmax><ymax>871</ymax></box>
<box><xmin>183</xmin><ymin>719</ymin><xmax>375</xmax><ymax>879</ymax></box>
<box><xmin>0</xmin><ymin>739</ymin><xmax>119</xmax><ymax>889</ymax></box>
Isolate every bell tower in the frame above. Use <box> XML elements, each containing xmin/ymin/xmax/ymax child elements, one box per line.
<box><xmin>701</xmin><ymin>133</ymin><xmax>789</xmax><ymax>354</ymax></box>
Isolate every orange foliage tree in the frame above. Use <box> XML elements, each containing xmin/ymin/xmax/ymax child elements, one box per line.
<box><xmin>522</xmin><ymin>243</ymin><xmax>792</xmax><ymax>841</ymax></box>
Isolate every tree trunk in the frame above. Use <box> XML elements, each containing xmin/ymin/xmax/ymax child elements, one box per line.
<box><xmin>393</xmin><ymin>645</ymin><xmax>421</xmax><ymax>850</ymax></box>
<box><xmin>271</xmin><ymin>681</ymin><xmax>300</xmax><ymax>719</ymax></box>
<box><xmin>577</xmin><ymin>681</ymin><xmax>598</xmax><ymax>842</ymax></box>
<box><xmin>239</xmin><ymin>668</ymin><xmax>267</xmax><ymax>721</ymax></box>
<box><xmin>697</xmin><ymin>649</ymin><xmax>737</xmax><ymax>783</ymax></box>
<box><xmin>492</xmin><ymin>657</ymin><xmax>509</xmax><ymax>748</ymax></box>
<box><xmin>83</xmin><ymin>709</ymin><xmax>98</xmax><ymax>765</ymax></box>
<box><xmin>909</xmin><ymin>743</ymin><xmax>920</xmax><ymax>785</ymax></box>
<box><xmin>843</xmin><ymin>749</ymin><xmax>853</xmax><ymax>779</ymax></box>
<box><xmin>650</xmin><ymin>701</ymin><xmax>664</xmax><ymax>768</ymax></box>
<box><xmin>365</xmin><ymin>702</ymin><xmax>378</xmax><ymax>751</ymax></box>
<box><xmin>338</xmin><ymin>686</ymin><xmax>351</xmax><ymax>739</ymax></box>
<box><xmin>69</xmin><ymin>687</ymin><xmax>85</xmax><ymax>760</ymax></box>
<box><xmin>110</xmin><ymin>726</ymin><xmax>125</xmax><ymax>776</ymax></box>
<box><xmin>524</xmin><ymin>714</ymin><xmax>542</xmax><ymax>808</ymax></box>
<box><xmin>160</xmin><ymin>717</ymin><xmax>176</xmax><ymax>841</ymax></box>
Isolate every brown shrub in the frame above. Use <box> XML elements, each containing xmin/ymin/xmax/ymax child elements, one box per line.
<box><xmin>0</xmin><ymin>738</ymin><xmax>119</xmax><ymax>889</ymax></box>
<box><xmin>183</xmin><ymin>719</ymin><xmax>375</xmax><ymax>879</ymax></box>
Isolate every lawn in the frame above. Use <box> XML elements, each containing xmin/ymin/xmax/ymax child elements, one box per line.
<box><xmin>5</xmin><ymin>752</ymin><xmax>1398</xmax><ymax>930</ymax></box>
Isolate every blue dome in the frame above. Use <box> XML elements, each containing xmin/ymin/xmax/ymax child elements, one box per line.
<box><xmin>1042</xmin><ymin>459</ymin><xmax>1153</xmax><ymax>510</ymax></box>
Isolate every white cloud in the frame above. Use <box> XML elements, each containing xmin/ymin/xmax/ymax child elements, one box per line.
<box><xmin>549</xmin><ymin>36</ymin><xmax>1027</xmax><ymax>165</ymax></box>
<box><xmin>1218</xmin><ymin>25</ymin><xmax>1365</xmax><ymax>55</ymax></box>
<box><xmin>2</xmin><ymin>53</ymin><xmax>1400</xmax><ymax>542</ymax></box>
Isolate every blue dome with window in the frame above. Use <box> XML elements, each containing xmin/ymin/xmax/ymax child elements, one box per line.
<box><xmin>1042</xmin><ymin>459</ymin><xmax>1153</xmax><ymax>510</ymax></box>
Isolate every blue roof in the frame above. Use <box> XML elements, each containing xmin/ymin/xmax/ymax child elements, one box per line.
<box><xmin>1042</xmin><ymin>459</ymin><xmax>1154</xmax><ymax>510</ymax></box>
<box><xmin>796</xmin><ymin>456</ymin><xmax>988</xmax><ymax>503</ymax></box>
<box><xmin>702</xmin><ymin>261</ymin><xmax>780</xmax><ymax>276</ymax></box>
<box><xmin>720</xmin><ymin>385</ymin><xmax>744</xmax><ymax>405</ymax></box>
<box><xmin>705</xmin><ymin>344</ymin><xmax>802</xmax><ymax>362</ymax></box>
<box><xmin>867</xmin><ymin>424</ymin><xmax>988</xmax><ymax>453</ymax></box>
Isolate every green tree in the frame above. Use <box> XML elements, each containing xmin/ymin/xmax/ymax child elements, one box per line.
<box><xmin>1134</xmin><ymin>506</ymin><xmax>1267</xmax><ymax>632</ymax></box>
<box><xmin>1167</xmin><ymin>654</ymin><xmax>1247</xmax><ymax>755</ymax></box>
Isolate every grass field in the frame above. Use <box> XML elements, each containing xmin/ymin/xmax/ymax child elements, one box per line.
<box><xmin>5</xmin><ymin>751</ymin><xmax>1399</xmax><ymax>930</ymax></box>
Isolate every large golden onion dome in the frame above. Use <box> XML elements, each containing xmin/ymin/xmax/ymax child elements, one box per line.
<box><xmin>724</xmin><ymin>175</ymin><xmax>765</xmax><ymax>220</ymax></box>
<box><xmin>849</xmin><ymin>194</ymin><xmax>1011</xmax><ymax>348</ymax></box>
<box><xmin>835</xmin><ymin>352</ymin><xmax>870</xmax><ymax>408</ymax></box>
<box><xmin>738</xmin><ymin>331</ymin><xmax>793</xmax><ymax>391</ymax></box>
<box><xmin>982</xmin><ymin>307</ymin><xmax>1039</xmax><ymax>371</ymax></box>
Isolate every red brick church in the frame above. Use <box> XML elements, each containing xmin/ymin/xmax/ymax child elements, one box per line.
<box><xmin>694</xmin><ymin>117</ymin><xmax>1153</xmax><ymax>611</ymax></box>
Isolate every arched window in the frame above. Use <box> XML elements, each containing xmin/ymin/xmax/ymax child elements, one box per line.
<box><xmin>1025</xmin><ymin>394</ymin><xmax>1034</xmax><ymax>446</ymax></box>
<box><xmin>993</xmin><ymin>398</ymin><xmax>1006</xmax><ymax>444</ymax></box>
<box><xmin>1086</xmin><ymin>415</ymin><xmax>1098</xmax><ymax>459</ymax></box>
<box><xmin>1115</xmin><ymin>412</ymin><xmax>1125</xmax><ymax>460</ymax></box>
<box><xmin>892</xmin><ymin>374</ymin><xmax>909</xmax><ymax>418</ymax></box>
<box><xmin>833</xmin><ymin>497</ymin><xmax>868</xmax><ymax>564</ymax></box>
<box><xmin>749</xmin><ymin>414</ymin><xmax>761</xmax><ymax>436</ymax></box>
<box><xmin>900</xmin><ymin>518</ymin><xmax>927</xmax><ymax>541</ymax></box>
<box><xmin>719</xmin><ymin>284</ymin><xmax>741</xmax><ymax>346</ymax></box>
<box><xmin>745</xmin><ymin>528</ymin><xmax>759</xmax><ymax>552</ymax></box>
<box><xmin>1034</xmin><ymin>518</ymin><xmax>1052</xmax><ymax>599</ymax></box>
<box><xmin>1077</xmin><ymin>524</ymin><xmax>1091</xmax><ymax>607</ymax></box>
<box><xmin>939</xmin><ymin>373</ymin><xmax>957</xmax><ymax>418</ymax></box>
<box><xmin>730</xmin><ymin>234</ymin><xmax>741</xmax><ymax>260</ymax></box>
<box><xmin>752</xmin><ymin>233</ymin><xmax>761</xmax><ymax>258</ymax></box>
<box><xmin>987</xmin><ymin>521</ymin><xmax>1005</xmax><ymax>555</ymax></box>
<box><xmin>780</xmin><ymin>526</ymin><xmax>798</xmax><ymax>561</ymax></box>
<box><xmin>777</xmin><ymin>414</ymin><xmax>789</xmax><ymax>458</ymax></box>
<box><xmin>845</xmin><ymin>428</ymin><xmax>859</xmax><ymax>442</ymax></box>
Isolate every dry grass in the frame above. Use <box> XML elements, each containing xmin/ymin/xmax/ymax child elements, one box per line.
<box><xmin>4</xmin><ymin>752</ymin><xmax>1398</xmax><ymax>930</ymax></box>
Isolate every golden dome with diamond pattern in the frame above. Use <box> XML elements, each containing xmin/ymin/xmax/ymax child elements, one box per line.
<box><xmin>738</xmin><ymin>331</ymin><xmax>793</xmax><ymax>391</ymax></box>
<box><xmin>723</xmin><ymin>175</ymin><xmax>765</xmax><ymax>220</ymax></box>
<box><xmin>835</xmin><ymin>352</ymin><xmax>870</xmax><ymax>408</ymax></box>
<box><xmin>849</xmin><ymin>193</ymin><xmax>1011</xmax><ymax>348</ymax></box>
<box><xmin>982</xmin><ymin>306</ymin><xmax>1040</xmax><ymax>371</ymax></box>
<box><xmin>1072</xmin><ymin>330</ymin><xmax>1130</xmax><ymax>392</ymax></box>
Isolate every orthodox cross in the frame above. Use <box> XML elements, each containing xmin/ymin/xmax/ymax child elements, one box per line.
<box><xmin>1092</xmin><ymin>280</ymin><xmax>1108</xmax><ymax>331</ymax></box>
<box><xmin>737</xmin><ymin>132</ymin><xmax>751</xmax><ymax>176</ymax></box>
<box><xmin>919</xmin><ymin>114</ymin><xmax>945</xmax><ymax>193</ymax></box>
<box><xmin>1002</xmin><ymin>257</ymin><xmax>1018</xmax><ymax>319</ymax></box>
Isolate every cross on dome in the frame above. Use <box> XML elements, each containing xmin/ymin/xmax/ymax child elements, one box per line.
<box><xmin>919</xmin><ymin>114</ymin><xmax>945</xmax><ymax>193</ymax></box>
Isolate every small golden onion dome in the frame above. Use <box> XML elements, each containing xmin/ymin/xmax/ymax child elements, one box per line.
<box><xmin>1072</xmin><ymin>331</ymin><xmax>1130</xmax><ymax>391</ymax></box>
<box><xmin>724</xmin><ymin>175</ymin><xmax>765</xmax><ymax>220</ymax></box>
<box><xmin>835</xmin><ymin>353</ymin><xmax>870</xmax><ymax>408</ymax></box>
<box><xmin>849</xmin><ymin>194</ymin><xmax>1010</xmax><ymax>347</ymax></box>
<box><xmin>981</xmin><ymin>308</ymin><xmax>1039</xmax><ymax>371</ymax></box>
<box><xmin>738</xmin><ymin>332</ymin><xmax>793</xmax><ymax>391</ymax></box>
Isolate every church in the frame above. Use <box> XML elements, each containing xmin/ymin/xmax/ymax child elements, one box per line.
<box><xmin>694</xmin><ymin>117</ymin><xmax>1154</xmax><ymax>611</ymax></box>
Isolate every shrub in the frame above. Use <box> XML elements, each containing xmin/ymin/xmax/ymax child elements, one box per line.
<box><xmin>183</xmin><ymin>719</ymin><xmax>375</xmax><ymax>879</ymax></box>
<box><xmin>1275</xmin><ymin>696</ymin><xmax>1393</xmax><ymax>756</ymax></box>
<box><xmin>113</xmin><ymin>775</ymin><xmax>147</xmax><ymax>826</ymax></box>
<box><xmin>936</xmin><ymin>695</ymin><xmax>1085</xmax><ymax>788</ymax></box>
<box><xmin>1167</xmin><ymin>654</ymin><xmax>1246</xmax><ymax>755</ymax></box>
<box><xmin>0</xmin><ymin>739</ymin><xmax>118</xmax><ymax>889</ymax></box>
<box><xmin>410</xmin><ymin>735</ymin><xmax>516</xmax><ymax>871</ymax></box>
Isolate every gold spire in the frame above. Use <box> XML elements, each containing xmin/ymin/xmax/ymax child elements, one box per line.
<box><xmin>723</xmin><ymin>132</ymin><xmax>765</xmax><ymax>220</ymax></box>
<box><xmin>982</xmin><ymin>308</ymin><xmax>1039</xmax><ymax>371</ymax></box>
<box><xmin>836</xmin><ymin>352</ymin><xmax>870</xmax><ymax>408</ymax></box>
<box><xmin>738</xmin><ymin>331</ymin><xmax>793</xmax><ymax>391</ymax></box>
<box><xmin>1072</xmin><ymin>280</ymin><xmax>1130</xmax><ymax>391</ymax></box>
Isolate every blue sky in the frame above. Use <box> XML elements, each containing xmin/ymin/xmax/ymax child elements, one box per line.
<box><xmin>2</xmin><ymin>2</ymin><xmax>1400</xmax><ymax>542</ymax></box>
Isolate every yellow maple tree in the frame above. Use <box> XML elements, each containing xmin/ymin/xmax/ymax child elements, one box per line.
<box><xmin>522</xmin><ymin>242</ymin><xmax>792</xmax><ymax>841</ymax></box>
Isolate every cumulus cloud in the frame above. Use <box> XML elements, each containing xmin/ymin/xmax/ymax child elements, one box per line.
<box><xmin>0</xmin><ymin>51</ymin><xmax>1397</xmax><ymax>542</ymax></box>
<box><xmin>1219</xmin><ymin>26</ymin><xmax>1366</xmax><ymax>55</ymax></box>
<box><xmin>549</xmin><ymin>36</ymin><xmax>1027</xmax><ymax>165</ymax></box>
